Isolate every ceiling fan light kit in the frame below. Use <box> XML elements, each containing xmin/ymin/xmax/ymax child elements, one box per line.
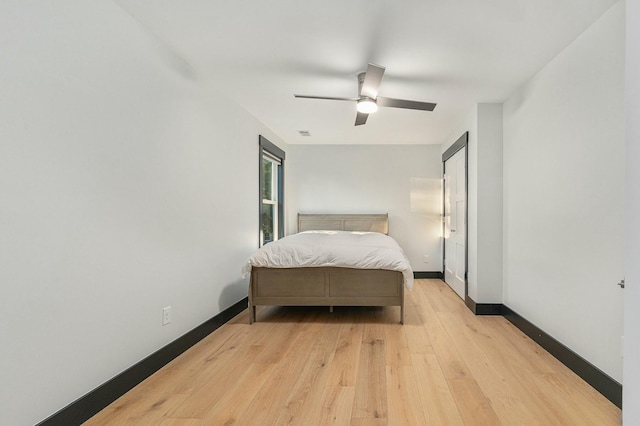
<box><xmin>294</xmin><ymin>63</ymin><xmax>436</xmax><ymax>126</ymax></box>
<box><xmin>356</xmin><ymin>98</ymin><xmax>378</xmax><ymax>114</ymax></box>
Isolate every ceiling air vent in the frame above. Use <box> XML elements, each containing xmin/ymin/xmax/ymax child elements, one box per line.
<box><xmin>298</xmin><ymin>130</ymin><xmax>311</xmax><ymax>137</ymax></box>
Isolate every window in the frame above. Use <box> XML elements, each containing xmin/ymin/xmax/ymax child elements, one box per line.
<box><xmin>259</xmin><ymin>136</ymin><xmax>285</xmax><ymax>246</ymax></box>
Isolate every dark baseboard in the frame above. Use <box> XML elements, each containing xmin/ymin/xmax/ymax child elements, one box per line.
<box><xmin>414</xmin><ymin>271</ymin><xmax>443</xmax><ymax>279</ymax></box>
<box><xmin>502</xmin><ymin>305</ymin><xmax>622</xmax><ymax>409</ymax></box>
<box><xmin>463</xmin><ymin>296</ymin><xmax>621</xmax><ymax>408</ymax></box>
<box><xmin>38</xmin><ymin>297</ymin><xmax>249</xmax><ymax>426</ymax></box>
<box><xmin>38</xmin><ymin>290</ymin><xmax>623</xmax><ymax>422</ymax></box>
<box><xmin>502</xmin><ymin>305</ymin><xmax>622</xmax><ymax>408</ymax></box>
<box><xmin>464</xmin><ymin>296</ymin><xmax>502</xmax><ymax>315</ymax></box>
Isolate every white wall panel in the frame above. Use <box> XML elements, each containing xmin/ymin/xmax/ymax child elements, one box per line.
<box><xmin>624</xmin><ymin>0</ymin><xmax>640</xmax><ymax>422</ymax></box>
<box><xmin>0</xmin><ymin>2</ymin><xmax>286</xmax><ymax>424</ymax></box>
<box><xmin>503</xmin><ymin>2</ymin><xmax>624</xmax><ymax>382</ymax></box>
<box><xmin>287</xmin><ymin>145</ymin><xmax>442</xmax><ymax>272</ymax></box>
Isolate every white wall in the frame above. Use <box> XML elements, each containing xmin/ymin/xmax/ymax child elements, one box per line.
<box><xmin>476</xmin><ymin>104</ymin><xmax>504</xmax><ymax>302</ymax></box>
<box><xmin>0</xmin><ymin>2</ymin><xmax>286</xmax><ymax>425</ymax></box>
<box><xmin>503</xmin><ymin>2</ymin><xmax>624</xmax><ymax>382</ymax></box>
<box><xmin>624</xmin><ymin>0</ymin><xmax>640</xmax><ymax>422</ymax></box>
<box><xmin>287</xmin><ymin>144</ymin><xmax>442</xmax><ymax>271</ymax></box>
<box><xmin>442</xmin><ymin>104</ymin><xmax>503</xmax><ymax>303</ymax></box>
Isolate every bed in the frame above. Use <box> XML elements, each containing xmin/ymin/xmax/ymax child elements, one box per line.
<box><xmin>242</xmin><ymin>213</ymin><xmax>413</xmax><ymax>324</ymax></box>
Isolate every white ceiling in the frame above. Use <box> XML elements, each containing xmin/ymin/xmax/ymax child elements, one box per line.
<box><xmin>115</xmin><ymin>0</ymin><xmax>617</xmax><ymax>145</ymax></box>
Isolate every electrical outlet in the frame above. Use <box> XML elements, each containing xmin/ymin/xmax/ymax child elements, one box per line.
<box><xmin>162</xmin><ymin>306</ymin><xmax>172</xmax><ymax>326</ymax></box>
<box><xmin>423</xmin><ymin>255</ymin><xmax>430</xmax><ymax>263</ymax></box>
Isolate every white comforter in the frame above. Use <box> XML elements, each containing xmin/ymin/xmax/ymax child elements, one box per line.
<box><xmin>242</xmin><ymin>231</ymin><xmax>414</xmax><ymax>290</ymax></box>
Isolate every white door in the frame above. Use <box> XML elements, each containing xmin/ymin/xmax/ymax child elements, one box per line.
<box><xmin>443</xmin><ymin>148</ymin><xmax>466</xmax><ymax>299</ymax></box>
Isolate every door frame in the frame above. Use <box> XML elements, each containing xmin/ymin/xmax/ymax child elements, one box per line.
<box><xmin>442</xmin><ymin>132</ymin><xmax>469</xmax><ymax>299</ymax></box>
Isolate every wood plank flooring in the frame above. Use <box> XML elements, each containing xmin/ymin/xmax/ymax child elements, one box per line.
<box><xmin>85</xmin><ymin>279</ymin><xmax>620</xmax><ymax>425</ymax></box>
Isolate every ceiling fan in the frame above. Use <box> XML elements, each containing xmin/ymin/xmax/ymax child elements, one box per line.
<box><xmin>294</xmin><ymin>63</ymin><xmax>436</xmax><ymax>126</ymax></box>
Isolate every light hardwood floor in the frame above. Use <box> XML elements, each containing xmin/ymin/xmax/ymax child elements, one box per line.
<box><xmin>85</xmin><ymin>279</ymin><xmax>620</xmax><ymax>425</ymax></box>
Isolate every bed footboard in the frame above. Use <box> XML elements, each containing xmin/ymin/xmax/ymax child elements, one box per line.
<box><xmin>249</xmin><ymin>267</ymin><xmax>404</xmax><ymax>324</ymax></box>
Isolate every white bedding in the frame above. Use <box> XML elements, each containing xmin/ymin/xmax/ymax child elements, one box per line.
<box><xmin>242</xmin><ymin>230</ymin><xmax>414</xmax><ymax>290</ymax></box>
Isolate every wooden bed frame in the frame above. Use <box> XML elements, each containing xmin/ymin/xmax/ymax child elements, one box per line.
<box><xmin>248</xmin><ymin>213</ymin><xmax>404</xmax><ymax>324</ymax></box>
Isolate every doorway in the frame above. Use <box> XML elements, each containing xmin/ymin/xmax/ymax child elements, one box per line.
<box><xmin>442</xmin><ymin>132</ymin><xmax>468</xmax><ymax>299</ymax></box>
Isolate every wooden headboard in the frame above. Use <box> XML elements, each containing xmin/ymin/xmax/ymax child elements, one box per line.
<box><xmin>297</xmin><ymin>213</ymin><xmax>389</xmax><ymax>234</ymax></box>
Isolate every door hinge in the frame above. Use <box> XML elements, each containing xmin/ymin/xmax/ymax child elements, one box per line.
<box><xmin>618</xmin><ymin>279</ymin><xmax>625</xmax><ymax>289</ymax></box>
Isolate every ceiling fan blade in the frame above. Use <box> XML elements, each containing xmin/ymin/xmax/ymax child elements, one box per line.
<box><xmin>376</xmin><ymin>96</ymin><xmax>436</xmax><ymax>111</ymax></box>
<box><xmin>294</xmin><ymin>94</ymin><xmax>358</xmax><ymax>102</ymax></box>
<box><xmin>360</xmin><ymin>63</ymin><xmax>385</xmax><ymax>98</ymax></box>
<box><xmin>355</xmin><ymin>111</ymin><xmax>369</xmax><ymax>126</ymax></box>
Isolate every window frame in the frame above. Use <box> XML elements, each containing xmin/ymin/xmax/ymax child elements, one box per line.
<box><xmin>259</xmin><ymin>136</ymin><xmax>285</xmax><ymax>247</ymax></box>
